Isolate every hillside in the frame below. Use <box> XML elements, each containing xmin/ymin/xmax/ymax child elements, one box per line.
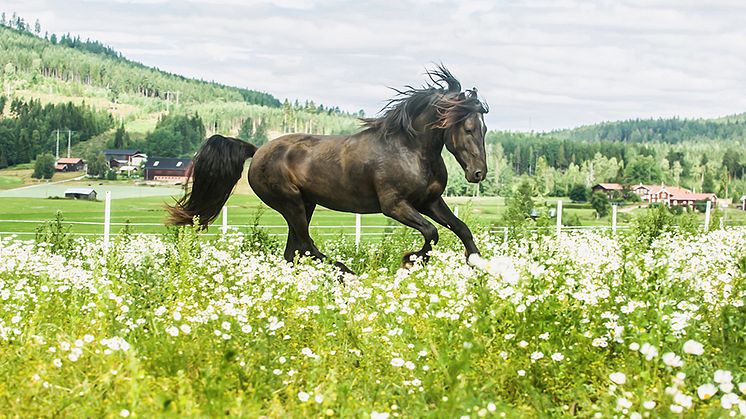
<box><xmin>0</xmin><ymin>22</ymin><xmax>361</xmax><ymax>150</ymax></box>
<box><xmin>0</xmin><ymin>24</ymin><xmax>279</xmax><ymax>106</ymax></box>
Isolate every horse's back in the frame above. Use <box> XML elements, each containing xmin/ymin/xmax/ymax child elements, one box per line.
<box><xmin>248</xmin><ymin>133</ymin><xmax>382</xmax><ymax>213</ymax></box>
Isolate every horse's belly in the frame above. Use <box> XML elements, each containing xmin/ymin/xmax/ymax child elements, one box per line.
<box><xmin>309</xmin><ymin>190</ymin><xmax>381</xmax><ymax>214</ymax></box>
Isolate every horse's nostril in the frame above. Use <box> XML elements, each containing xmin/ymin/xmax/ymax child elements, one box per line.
<box><xmin>474</xmin><ymin>170</ymin><xmax>482</xmax><ymax>180</ymax></box>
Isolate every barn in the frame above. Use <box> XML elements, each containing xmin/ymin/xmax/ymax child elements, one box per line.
<box><xmin>143</xmin><ymin>158</ymin><xmax>193</xmax><ymax>183</ymax></box>
<box><xmin>55</xmin><ymin>157</ymin><xmax>84</xmax><ymax>172</ymax></box>
<box><xmin>64</xmin><ymin>187</ymin><xmax>97</xmax><ymax>200</ymax></box>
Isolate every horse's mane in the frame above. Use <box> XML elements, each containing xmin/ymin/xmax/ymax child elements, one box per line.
<box><xmin>363</xmin><ymin>65</ymin><xmax>488</xmax><ymax>138</ymax></box>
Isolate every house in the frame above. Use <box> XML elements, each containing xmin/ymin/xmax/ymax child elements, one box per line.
<box><xmin>143</xmin><ymin>157</ymin><xmax>193</xmax><ymax>183</ymax></box>
<box><xmin>633</xmin><ymin>183</ymin><xmax>717</xmax><ymax>209</ymax></box>
<box><xmin>55</xmin><ymin>157</ymin><xmax>84</xmax><ymax>172</ymax></box>
<box><xmin>64</xmin><ymin>187</ymin><xmax>97</xmax><ymax>200</ymax></box>
<box><xmin>104</xmin><ymin>149</ymin><xmax>147</xmax><ymax>168</ymax></box>
<box><xmin>591</xmin><ymin>183</ymin><xmax>624</xmax><ymax>198</ymax></box>
<box><xmin>117</xmin><ymin>165</ymin><xmax>140</xmax><ymax>176</ymax></box>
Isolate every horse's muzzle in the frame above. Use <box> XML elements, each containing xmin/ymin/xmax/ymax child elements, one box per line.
<box><xmin>466</xmin><ymin>169</ymin><xmax>486</xmax><ymax>183</ymax></box>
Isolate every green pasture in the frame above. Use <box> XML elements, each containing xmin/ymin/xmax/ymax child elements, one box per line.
<box><xmin>0</xmin><ymin>176</ymin><xmax>23</xmax><ymax>190</ymax></box>
<box><xmin>0</xmin><ymin>194</ymin><xmax>504</xmax><ymax>238</ymax></box>
<box><xmin>1</xmin><ymin>186</ymin><xmax>743</xmax><ymax>239</ymax></box>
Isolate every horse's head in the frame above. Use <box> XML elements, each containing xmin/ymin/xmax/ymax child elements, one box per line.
<box><xmin>363</xmin><ymin>65</ymin><xmax>489</xmax><ymax>184</ymax></box>
<box><xmin>439</xmin><ymin>89</ymin><xmax>489</xmax><ymax>183</ymax></box>
<box><xmin>445</xmin><ymin>111</ymin><xmax>488</xmax><ymax>183</ymax></box>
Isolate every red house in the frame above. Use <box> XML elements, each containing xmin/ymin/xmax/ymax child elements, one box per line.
<box><xmin>632</xmin><ymin>183</ymin><xmax>717</xmax><ymax>208</ymax></box>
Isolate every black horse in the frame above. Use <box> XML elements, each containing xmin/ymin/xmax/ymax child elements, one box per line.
<box><xmin>168</xmin><ymin>66</ymin><xmax>489</xmax><ymax>274</ymax></box>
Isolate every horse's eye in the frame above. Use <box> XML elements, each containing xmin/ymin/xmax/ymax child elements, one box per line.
<box><xmin>465</xmin><ymin>129</ymin><xmax>473</xmax><ymax>134</ymax></box>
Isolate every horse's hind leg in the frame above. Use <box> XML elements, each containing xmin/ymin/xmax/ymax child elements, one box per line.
<box><xmin>303</xmin><ymin>203</ymin><xmax>354</xmax><ymax>275</ymax></box>
<box><xmin>278</xmin><ymin>196</ymin><xmax>354</xmax><ymax>275</ymax></box>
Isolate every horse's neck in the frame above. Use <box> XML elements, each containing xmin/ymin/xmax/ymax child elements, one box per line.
<box><xmin>413</xmin><ymin>128</ymin><xmax>446</xmax><ymax>158</ymax></box>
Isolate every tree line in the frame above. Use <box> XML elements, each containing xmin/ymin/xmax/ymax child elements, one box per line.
<box><xmin>0</xmin><ymin>96</ymin><xmax>113</xmax><ymax>167</ymax></box>
<box><xmin>548</xmin><ymin>116</ymin><xmax>746</xmax><ymax>144</ymax></box>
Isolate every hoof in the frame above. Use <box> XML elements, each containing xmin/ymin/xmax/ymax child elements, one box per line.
<box><xmin>400</xmin><ymin>252</ymin><xmax>428</xmax><ymax>269</ymax></box>
<box><xmin>333</xmin><ymin>261</ymin><xmax>355</xmax><ymax>283</ymax></box>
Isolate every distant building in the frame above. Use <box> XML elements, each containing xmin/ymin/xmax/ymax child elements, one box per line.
<box><xmin>632</xmin><ymin>183</ymin><xmax>717</xmax><ymax>208</ymax></box>
<box><xmin>55</xmin><ymin>157</ymin><xmax>84</xmax><ymax>172</ymax></box>
<box><xmin>591</xmin><ymin>183</ymin><xmax>624</xmax><ymax>198</ymax></box>
<box><xmin>104</xmin><ymin>149</ymin><xmax>147</xmax><ymax>168</ymax></box>
<box><xmin>741</xmin><ymin>196</ymin><xmax>746</xmax><ymax>211</ymax></box>
<box><xmin>64</xmin><ymin>187</ymin><xmax>97</xmax><ymax>200</ymax></box>
<box><xmin>143</xmin><ymin>157</ymin><xmax>192</xmax><ymax>183</ymax></box>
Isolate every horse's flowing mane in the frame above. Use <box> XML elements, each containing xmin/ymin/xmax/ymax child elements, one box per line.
<box><xmin>363</xmin><ymin>65</ymin><xmax>488</xmax><ymax>138</ymax></box>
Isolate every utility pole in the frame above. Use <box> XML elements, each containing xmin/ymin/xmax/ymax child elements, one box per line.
<box><xmin>164</xmin><ymin>91</ymin><xmax>181</xmax><ymax>111</ymax></box>
<box><xmin>65</xmin><ymin>130</ymin><xmax>76</xmax><ymax>157</ymax></box>
<box><xmin>55</xmin><ymin>129</ymin><xmax>60</xmax><ymax>159</ymax></box>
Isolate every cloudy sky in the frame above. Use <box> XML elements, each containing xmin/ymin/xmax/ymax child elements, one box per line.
<box><xmin>4</xmin><ymin>0</ymin><xmax>746</xmax><ymax>131</ymax></box>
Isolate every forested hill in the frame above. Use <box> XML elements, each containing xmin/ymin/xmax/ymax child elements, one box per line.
<box><xmin>0</xmin><ymin>23</ymin><xmax>280</xmax><ymax>106</ymax></box>
<box><xmin>546</xmin><ymin>115</ymin><xmax>746</xmax><ymax>144</ymax></box>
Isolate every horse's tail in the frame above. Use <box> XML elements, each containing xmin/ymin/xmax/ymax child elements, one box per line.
<box><xmin>166</xmin><ymin>134</ymin><xmax>257</xmax><ymax>227</ymax></box>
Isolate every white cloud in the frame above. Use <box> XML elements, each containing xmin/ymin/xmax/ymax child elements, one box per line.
<box><xmin>2</xmin><ymin>0</ymin><xmax>746</xmax><ymax>130</ymax></box>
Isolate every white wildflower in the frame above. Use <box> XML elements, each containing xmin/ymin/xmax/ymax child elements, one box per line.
<box><xmin>682</xmin><ymin>340</ymin><xmax>704</xmax><ymax>356</ymax></box>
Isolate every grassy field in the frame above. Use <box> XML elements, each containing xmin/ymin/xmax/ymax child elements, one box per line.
<box><xmin>2</xmin><ymin>180</ymin><xmax>745</xmax><ymax>240</ymax></box>
<box><xmin>2</xmin><ymin>169</ymin><xmax>745</xmax><ymax>240</ymax></box>
<box><xmin>0</xmin><ymin>168</ymin><xmax>83</xmax><ymax>189</ymax></box>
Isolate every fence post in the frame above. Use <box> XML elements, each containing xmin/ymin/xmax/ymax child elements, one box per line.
<box><xmin>221</xmin><ymin>206</ymin><xmax>228</xmax><ymax>235</ymax></box>
<box><xmin>556</xmin><ymin>199</ymin><xmax>563</xmax><ymax>236</ymax></box>
<box><xmin>503</xmin><ymin>226</ymin><xmax>508</xmax><ymax>243</ymax></box>
<box><xmin>103</xmin><ymin>191</ymin><xmax>111</xmax><ymax>249</ymax></box>
<box><xmin>355</xmin><ymin>213</ymin><xmax>361</xmax><ymax>247</ymax></box>
<box><xmin>612</xmin><ymin>204</ymin><xmax>618</xmax><ymax>235</ymax></box>
<box><xmin>454</xmin><ymin>206</ymin><xmax>459</xmax><ymax>218</ymax></box>
<box><xmin>704</xmin><ymin>200</ymin><xmax>711</xmax><ymax>231</ymax></box>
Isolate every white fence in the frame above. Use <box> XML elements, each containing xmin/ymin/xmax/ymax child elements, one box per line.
<box><xmin>0</xmin><ymin>196</ymin><xmax>720</xmax><ymax>244</ymax></box>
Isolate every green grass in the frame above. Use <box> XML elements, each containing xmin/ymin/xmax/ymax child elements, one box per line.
<box><xmin>0</xmin><ymin>194</ymin><xmax>504</xmax><ymax>238</ymax></box>
<box><xmin>1</xmin><ymin>192</ymin><xmax>743</xmax><ymax>239</ymax></box>
<box><xmin>0</xmin><ymin>175</ymin><xmax>23</xmax><ymax>190</ymax></box>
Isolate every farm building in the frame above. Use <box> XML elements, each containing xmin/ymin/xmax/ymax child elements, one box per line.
<box><xmin>55</xmin><ymin>157</ymin><xmax>84</xmax><ymax>172</ymax></box>
<box><xmin>64</xmin><ymin>187</ymin><xmax>97</xmax><ymax>200</ymax></box>
<box><xmin>591</xmin><ymin>183</ymin><xmax>624</xmax><ymax>198</ymax></box>
<box><xmin>104</xmin><ymin>149</ymin><xmax>147</xmax><ymax>168</ymax></box>
<box><xmin>143</xmin><ymin>158</ymin><xmax>193</xmax><ymax>183</ymax></box>
<box><xmin>632</xmin><ymin>183</ymin><xmax>717</xmax><ymax>208</ymax></box>
<box><xmin>741</xmin><ymin>196</ymin><xmax>746</xmax><ymax>210</ymax></box>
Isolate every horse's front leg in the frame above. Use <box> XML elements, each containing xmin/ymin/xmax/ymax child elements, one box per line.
<box><xmin>422</xmin><ymin>197</ymin><xmax>480</xmax><ymax>263</ymax></box>
<box><xmin>381</xmin><ymin>200</ymin><xmax>439</xmax><ymax>268</ymax></box>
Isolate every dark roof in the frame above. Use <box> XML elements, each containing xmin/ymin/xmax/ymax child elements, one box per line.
<box><xmin>144</xmin><ymin>157</ymin><xmax>192</xmax><ymax>170</ymax></box>
<box><xmin>592</xmin><ymin>183</ymin><xmax>624</xmax><ymax>190</ymax></box>
<box><xmin>104</xmin><ymin>149</ymin><xmax>141</xmax><ymax>156</ymax></box>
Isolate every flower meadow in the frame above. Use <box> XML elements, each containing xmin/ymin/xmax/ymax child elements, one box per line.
<box><xmin>1</xmin><ymin>225</ymin><xmax>745</xmax><ymax>417</ymax></box>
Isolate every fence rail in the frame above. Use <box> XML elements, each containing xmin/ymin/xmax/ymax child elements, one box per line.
<box><xmin>0</xmin><ymin>192</ymin><xmax>731</xmax><ymax>243</ymax></box>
